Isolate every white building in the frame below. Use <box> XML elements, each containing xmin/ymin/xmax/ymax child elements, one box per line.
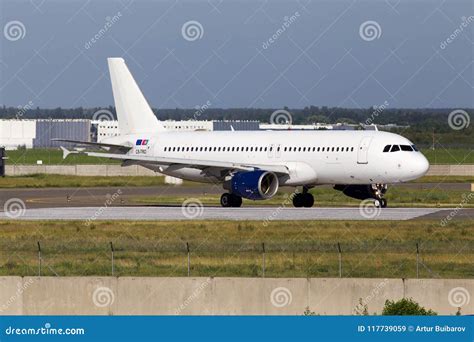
<box><xmin>0</xmin><ymin>119</ymin><xmax>36</xmax><ymax>150</ymax></box>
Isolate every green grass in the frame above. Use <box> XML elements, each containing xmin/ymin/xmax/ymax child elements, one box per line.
<box><xmin>0</xmin><ymin>220</ymin><xmax>472</xmax><ymax>278</ymax></box>
<box><xmin>5</xmin><ymin>148</ymin><xmax>119</xmax><ymax>165</ymax></box>
<box><xmin>421</xmin><ymin>148</ymin><xmax>474</xmax><ymax>164</ymax></box>
<box><xmin>0</xmin><ymin>174</ymin><xmax>166</xmax><ymax>188</ymax></box>
<box><xmin>4</xmin><ymin>148</ymin><xmax>474</xmax><ymax>165</ymax></box>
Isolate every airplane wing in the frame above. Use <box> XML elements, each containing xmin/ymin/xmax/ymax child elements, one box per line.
<box><xmin>52</xmin><ymin>139</ymin><xmax>132</xmax><ymax>154</ymax></box>
<box><xmin>60</xmin><ymin>147</ymin><xmax>289</xmax><ymax>175</ymax></box>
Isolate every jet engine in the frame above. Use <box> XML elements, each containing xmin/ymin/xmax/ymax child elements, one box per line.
<box><xmin>228</xmin><ymin>170</ymin><xmax>279</xmax><ymax>200</ymax></box>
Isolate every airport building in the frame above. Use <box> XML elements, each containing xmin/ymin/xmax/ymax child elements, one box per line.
<box><xmin>0</xmin><ymin>118</ymin><xmax>406</xmax><ymax>149</ymax></box>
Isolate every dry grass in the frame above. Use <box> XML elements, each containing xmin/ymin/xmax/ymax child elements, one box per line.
<box><xmin>0</xmin><ymin>220</ymin><xmax>472</xmax><ymax>278</ymax></box>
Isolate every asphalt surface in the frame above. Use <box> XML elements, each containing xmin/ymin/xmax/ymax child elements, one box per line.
<box><xmin>0</xmin><ymin>183</ymin><xmax>471</xmax><ymax>209</ymax></box>
<box><xmin>0</xmin><ymin>206</ymin><xmax>454</xmax><ymax>221</ymax></box>
<box><xmin>0</xmin><ymin>184</ymin><xmax>472</xmax><ymax>221</ymax></box>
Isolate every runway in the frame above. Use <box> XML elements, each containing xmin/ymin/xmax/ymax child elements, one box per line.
<box><xmin>0</xmin><ymin>206</ymin><xmax>468</xmax><ymax>221</ymax></box>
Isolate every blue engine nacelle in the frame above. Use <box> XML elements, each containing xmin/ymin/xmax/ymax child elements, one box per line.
<box><xmin>230</xmin><ymin>170</ymin><xmax>279</xmax><ymax>200</ymax></box>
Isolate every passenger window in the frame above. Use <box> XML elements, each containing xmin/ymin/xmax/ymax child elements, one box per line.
<box><xmin>383</xmin><ymin>145</ymin><xmax>391</xmax><ymax>152</ymax></box>
<box><xmin>331</xmin><ymin>147</ymin><xmax>335</xmax><ymax>152</ymax></box>
<box><xmin>336</xmin><ymin>147</ymin><xmax>339</xmax><ymax>152</ymax></box>
<box><xmin>390</xmin><ymin>145</ymin><xmax>400</xmax><ymax>152</ymax></box>
<box><xmin>284</xmin><ymin>147</ymin><xmax>287</xmax><ymax>152</ymax></box>
<box><xmin>298</xmin><ymin>147</ymin><xmax>302</xmax><ymax>152</ymax></box>
<box><xmin>351</xmin><ymin>147</ymin><xmax>354</xmax><ymax>152</ymax></box>
<box><xmin>400</xmin><ymin>145</ymin><xmax>412</xmax><ymax>151</ymax></box>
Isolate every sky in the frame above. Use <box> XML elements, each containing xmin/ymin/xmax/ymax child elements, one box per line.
<box><xmin>0</xmin><ymin>0</ymin><xmax>473</xmax><ymax>109</ymax></box>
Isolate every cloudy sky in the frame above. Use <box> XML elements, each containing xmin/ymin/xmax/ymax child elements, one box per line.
<box><xmin>0</xmin><ymin>0</ymin><xmax>473</xmax><ymax>109</ymax></box>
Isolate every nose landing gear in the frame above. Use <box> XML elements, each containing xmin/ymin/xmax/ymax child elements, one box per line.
<box><xmin>372</xmin><ymin>184</ymin><xmax>388</xmax><ymax>208</ymax></box>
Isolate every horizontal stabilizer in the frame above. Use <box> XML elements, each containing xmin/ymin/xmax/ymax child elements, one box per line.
<box><xmin>51</xmin><ymin>139</ymin><xmax>132</xmax><ymax>154</ymax></box>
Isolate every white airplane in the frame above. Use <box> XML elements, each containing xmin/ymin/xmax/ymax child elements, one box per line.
<box><xmin>57</xmin><ymin>58</ymin><xmax>429</xmax><ymax>208</ymax></box>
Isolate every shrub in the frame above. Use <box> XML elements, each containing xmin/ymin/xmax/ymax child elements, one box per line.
<box><xmin>382</xmin><ymin>298</ymin><xmax>437</xmax><ymax>315</ymax></box>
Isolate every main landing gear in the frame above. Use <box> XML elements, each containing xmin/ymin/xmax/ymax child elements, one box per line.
<box><xmin>374</xmin><ymin>198</ymin><xmax>388</xmax><ymax>208</ymax></box>
<box><xmin>292</xmin><ymin>186</ymin><xmax>314</xmax><ymax>208</ymax></box>
<box><xmin>220</xmin><ymin>193</ymin><xmax>242</xmax><ymax>207</ymax></box>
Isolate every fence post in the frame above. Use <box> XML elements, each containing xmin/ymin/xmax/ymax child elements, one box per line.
<box><xmin>262</xmin><ymin>243</ymin><xmax>266</xmax><ymax>278</ymax></box>
<box><xmin>37</xmin><ymin>241</ymin><xmax>41</xmax><ymax>277</ymax></box>
<box><xmin>186</xmin><ymin>242</ymin><xmax>190</xmax><ymax>277</ymax></box>
<box><xmin>337</xmin><ymin>242</ymin><xmax>342</xmax><ymax>278</ymax></box>
<box><xmin>416</xmin><ymin>243</ymin><xmax>419</xmax><ymax>279</ymax></box>
<box><xmin>110</xmin><ymin>242</ymin><xmax>114</xmax><ymax>276</ymax></box>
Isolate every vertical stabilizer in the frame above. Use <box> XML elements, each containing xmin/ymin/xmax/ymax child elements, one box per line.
<box><xmin>107</xmin><ymin>58</ymin><xmax>165</xmax><ymax>134</ymax></box>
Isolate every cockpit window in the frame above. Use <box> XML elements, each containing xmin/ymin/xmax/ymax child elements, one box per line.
<box><xmin>400</xmin><ymin>145</ymin><xmax>413</xmax><ymax>151</ymax></box>
<box><xmin>411</xmin><ymin>144</ymin><xmax>419</xmax><ymax>152</ymax></box>
<box><xmin>383</xmin><ymin>145</ymin><xmax>391</xmax><ymax>152</ymax></box>
<box><xmin>390</xmin><ymin>145</ymin><xmax>400</xmax><ymax>152</ymax></box>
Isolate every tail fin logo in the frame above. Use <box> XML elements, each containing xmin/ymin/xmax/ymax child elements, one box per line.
<box><xmin>136</xmin><ymin>139</ymin><xmax>149</xmax><ymax>146</ymax></box>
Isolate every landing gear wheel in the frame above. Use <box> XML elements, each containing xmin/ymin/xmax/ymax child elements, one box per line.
<box><xmin>220</xmin><ymin>193</ymin><xmax>242</xmax><ymax>207</ymax></box>
<box><xmin>380</xmin><ymin>198</ymin><xmax>387</xmax><ymax>208</ymax></box>
<box><xmin>293</xmin><ymin>193</ymin><xmax>304</xmax><ymax>208</ymax></box>
<box><xmin>374</xmin><ymin>199</ymin><xmax>381</xmax><ymax>208</ymax></box>
<box><xmin>302</xmin><ymin>193</ymin><xmax>314</xmax><ymax>208</ymax></box>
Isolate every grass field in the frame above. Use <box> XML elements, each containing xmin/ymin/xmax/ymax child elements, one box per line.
<box><xmin>0</xmin><ymin>220</ymin><xmax>471</xmax><ymax>278</ymax></box>
<box><xmin>0</xmin><ymin>174</ymin><xmax>472</xmax><ymax>189</ymax></box>
<box><xmin>5</xmin><ymin>148</ymin><xmax>474</xmax><ymax>165</ymax></box>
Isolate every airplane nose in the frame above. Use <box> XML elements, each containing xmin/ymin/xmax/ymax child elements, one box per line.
<box><xmin>414</xmin><ymin>155</ymin><xmax>430</xmax><ymax>177</ymax></box>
